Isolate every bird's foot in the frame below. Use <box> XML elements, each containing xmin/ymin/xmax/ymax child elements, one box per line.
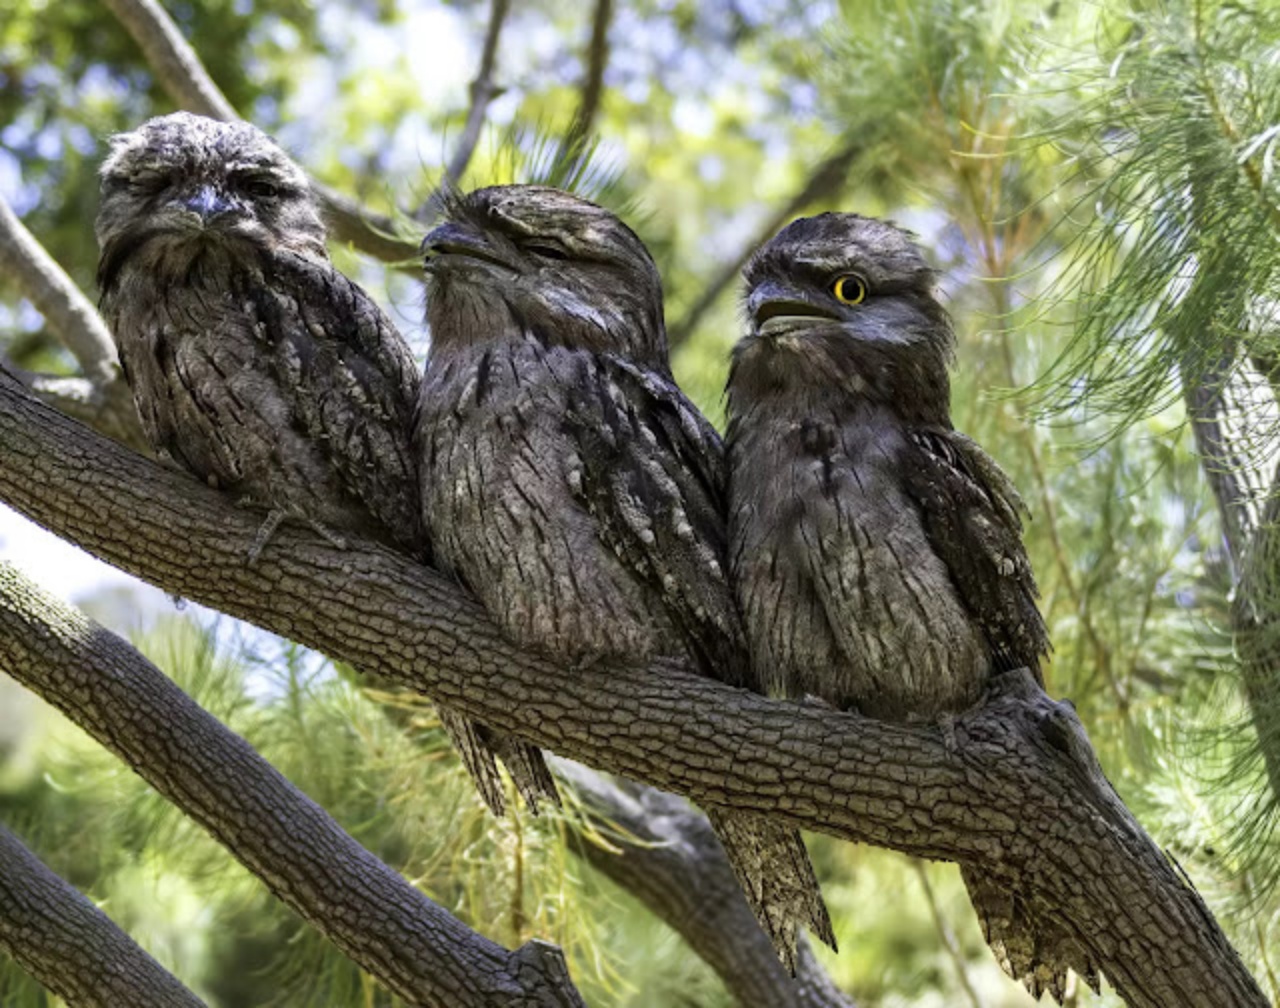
<box><xmin>247</xmin><ymin>510</ymin><xmax>285</xmax><ymax>565</ymax></box>
<box><xmin>940</xmin><ymin>713</ymin><xmax>961</xmax><ymax>755</ymax></box>
<box><xmin>307</xmin><ymin>521</ymin><xmax>348</xmax><ymax>550</ymax></box>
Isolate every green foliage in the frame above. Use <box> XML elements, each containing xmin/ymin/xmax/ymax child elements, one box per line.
<box><xmin>1030</xmin><ymin>0</ymin><xmax>1280</xmax><ymax>430</ymax></box>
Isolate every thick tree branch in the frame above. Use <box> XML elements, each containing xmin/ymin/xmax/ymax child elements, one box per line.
<box><xmin>0</xmin><ymin>370</ymin><xmax>1265</xmax><ymax>1007</ymax></box>
<box><xmin>2</xmin><ymin>368</ymin><xmax>148</xmax><ymax>453</ymax></box>
<box><xmin>667</xmin><ymin>140</ymin><xmax>861</xmax><ymax>346</ymax></box>
<box><xmin>557</xmin><ymin>761</ymin><xmax>855</xmax><ymax>1008</ymax></box>
<box><xmin>99</xmin><ymin>0</ymin><xmax>420</xmax><ymax>266</ymax></box>
<box><xmin>1184</xmin><ymin>354</ymin><xmax>1258</xmax><ymax>566</ymax></box>
<box><xmin>1184</xmin><ymin>357</ymin><xmax>1280</xmax><ymax>805</ymax></box>
<box><xmin>0</xmin><ymin>559</ymin><xmax>583</xmax><ymax>1008</ymax></box>
<box><xmin>0</xmin><ymin>823</ymin><xmax>205</xmax><ymax>1007</ymax></box>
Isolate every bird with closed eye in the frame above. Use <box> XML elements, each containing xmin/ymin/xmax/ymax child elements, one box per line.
<box><xmin>414</xmin><ymin>184</ymin><xmax>834</xmax><ymax>970</ymax></box>
<box><xmin>727</xmin><ymin>213</ymin><xmax>1084</xmax><ymax>998</ymax></box>
<box><xmin>96</xmin><ymin>112</ymin><xmax>423</xmax><ymax>562</ymax></box>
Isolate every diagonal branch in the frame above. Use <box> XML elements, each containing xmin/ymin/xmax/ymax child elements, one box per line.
<box><xmin>0</xmin><ymin>192</ymin><xmax>117</xmax><ymax>383</ymax></box>
<box><xmin>0</xmin><ymin>368</ymin><xmax>1265</xmax><ymax>1008</ymax></box>
<box><xmin>99</xmin><ymin>0</ymin><xmax>420</xmax><ymax>266</ymax></box>
<box><xmin>443</xmin><ymin>0</ymin><xmax>511</xmax><ymax>189</ymax></box>
<box><xmin>0</xmin><ymin>561</ymin><xmax>583</xmax><ymax>1008</ymax></box>
<box><xmin>667</xmin><ymin>139</ymin><xmax>862</xmax><ymax>347</ymax></box>
<box><xmin>558</xmin><ymin>761</ymin><xmax>856</xmax><ymax>1008</ymax></box>
<box><xmin>562</xmin><ymin>0</ymin><xmax>614</xmax><ymax>157</ymax></box>
<box><xmin>0</xmin><ymin>189</ymin><xmax>147</xmax><ymax>449</ymax></box>
<box><xmin>0</xmin><ymin>823</ymin><xmax>205</xmax><ymax>1007</ymax></box>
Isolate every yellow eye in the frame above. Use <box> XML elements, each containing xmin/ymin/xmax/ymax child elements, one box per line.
<box><xmin>831</xmin><ymin>274</ymin><xmax>867</xmax><ymax>305</ymax></box>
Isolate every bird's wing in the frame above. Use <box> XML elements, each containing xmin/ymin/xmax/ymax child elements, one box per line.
<box><xmin>247</xmin><ymin>250</ymin><xmax>424</xmax><ymax>553</ymax></box>
<box><xmin>561</xmin><ymin>353</ymin><xmax>756</xmax><ymax>690</ymax></box>
<box><xmin>901</xmin><ymin>427</ymin><xmax>1050</xmax><ymax>680</ymax></box>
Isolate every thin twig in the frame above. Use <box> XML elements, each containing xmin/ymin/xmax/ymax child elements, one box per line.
<box><xmin>912</xmin><ymin>861</ymin><xmax>982</xmax><ymax>1008</ymax></box>
<box><xmin>562</xmin><ymin>0</ymin><xmax>614</xmax><ymax>156</ymax></box>
<box><xmin>443</xmin><ymin>0</ymin><xmax>511</xmax><ymax>188</ymax></box>
<box><xmin>0</xmin><ymin>190</ymin><xmax>148</xmax><ymax>447</ymax></box>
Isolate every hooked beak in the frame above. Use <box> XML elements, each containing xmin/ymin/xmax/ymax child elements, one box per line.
<box><xmin>421</xmin><ymin>221</ymin><xmax>518</xmax><ymax>273</ymax></box>
<box><xmin>747</xmin><ymin>279</ymin><xmax>838</xmax><ymax>335</ymax></box>
<box><xmin>181</xmin><ymin>185</ymin><xmax>233</xmax><ymax>221</ymax></box>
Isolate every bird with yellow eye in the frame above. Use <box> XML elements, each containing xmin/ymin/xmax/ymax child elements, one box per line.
<box><xmin>831</xmin><ymin>273</ymin><xmax>867</xmax><ymax>304</ymax></box>
<box><xmin>728</xmin><ymin>211</ymin><xmax>1065</xmax><ymax>998</ymax></box>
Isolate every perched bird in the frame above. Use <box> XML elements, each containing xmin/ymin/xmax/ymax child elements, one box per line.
<box><xmin>726</xmin><ymin>213</ymin><xmax>1082</xmax><ymax>999</ymax></box>
<box><xmin>96</xmin><ymin>112</ymin><xmax>421</xmax><ymax>558</ymax></box>
<box><xmin>95</xmin><ymin>112</ymin><xmax>544</xmax><ymax>821</ymax></box>
<box><xmin>415</xmin><ymin>184</ymin><xmax>834</xmax><ymax>970</ymax></box>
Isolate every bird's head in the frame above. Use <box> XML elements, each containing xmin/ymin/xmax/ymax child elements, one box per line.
<box><xmin>96</xmin><ymin>112</ymin><xmax>326</xmax><ymax>293</ymax></box>
<box><xmin>731</xmin><ymin>213</ymin><xmax>954</xmax><ymax>422</ymax></box>
<box><xmin>421</xmin><ymin>185</ymin><xmax>667</xmax><ymax>368</ymax></box>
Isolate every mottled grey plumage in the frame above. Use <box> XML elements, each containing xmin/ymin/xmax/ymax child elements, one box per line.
<box><xmin>96</xmin><ymin>112</ymin><xmax>422</xmax><ymax>556</ymax></box>
<box><xmin>415</xmin><ymin>185</ymin><xmax>833</xmax><ymax>969</ymax></box>
<box><xmin>726</xmin><ymin>213</ymin><xmax>1078</xmax><ymax>999</ymax></box>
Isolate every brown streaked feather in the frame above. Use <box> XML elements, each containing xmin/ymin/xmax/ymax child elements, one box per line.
<box><xmin>903</xmin><ymin>427</ymin><xmax>1049</xmax><ymax>682</ymax></box>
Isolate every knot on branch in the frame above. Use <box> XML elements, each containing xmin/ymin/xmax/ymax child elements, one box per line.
<box><xmin>509</xmin><ymin>940</ymin><xmax>585</xmax><ymax>1008</ymax></box>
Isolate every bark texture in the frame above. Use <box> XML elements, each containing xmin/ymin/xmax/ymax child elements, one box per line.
<box><xmin>0</xmin><ymin>824</ymin><xmax>204</xmax><ymax>1007</ymax></box>
<box><xmin>558</xmin><ymin>762</ymin><xmax>856</xmax><ymax>1008</ymax></box>
<box><xmin>0</xmin><ymin>557</ymin><xmax>582</xmax><ymax>1008</ymax></box>
<box><xmin>0</xmin><ymin>372</ymin><xmax>1266</xmax><ymax>1008</ymax></box>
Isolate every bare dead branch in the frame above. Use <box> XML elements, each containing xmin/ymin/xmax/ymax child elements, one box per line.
<box><xmin>563</xmin><ymin>0</ymin><xmax>614</xmax><ymax>155</ymax></box>
<box><xmin>0</xmin><ymin>823</ymin><xmax>205</xmax><ymax>1007</ymax></box>
<box><xmin>444</xmin><ymin>0</ymin><xmax>511</xmax><ymax>188</ymax></box>
<box><xmin>667</xmin><ymin>140</ymin><xmax>862</xmax><ymax>346</ymax></box>
<box><xmin>99</xmin><ymin>0</ymin><xmax>420</xmax><ymax>267</ymax></box>
<box><xmin>99</xmin><ymin>0</ymin><xmax>236</xmax><ymax>119</ymax></box>
<box><xmin>0</xmin><ymin>190</ymin><xmax>148</xmax><ymax>448</ymax></box>
<box><xmin>0</xmin><ymin>560</ymin><xmax>583</xmax><ymax>1008</ymax></box>
<box><xmin>0</xmin><ymin>192</ymin><xmax>116</xmax><ymax>383</ymax></box>
<box><xmin>0</xmin><ymin>369</ymin><xmax>1265</xmax><ymax>1008</ymax></box>
<box><xmin>557</xmin><ymin>761</ymin><xmax>856</xmax><ymax>1008</ymax></box>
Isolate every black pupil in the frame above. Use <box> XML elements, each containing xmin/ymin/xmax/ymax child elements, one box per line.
<box><xmin>250</xmin><ymin>180</ymin><xmax>278</xmax><ymax>197</ymax></box>
<box><xmin>528</xmin><ymin>243</ymin><xmax>567</xmax><ymax>260</ymax></box>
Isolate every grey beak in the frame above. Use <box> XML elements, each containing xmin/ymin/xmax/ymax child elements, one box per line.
<box><xmin>183</xmin><ymin>186</ymin><xmax>232</xmax><ymax>219</ymax></box>
<box><xmin>421</xmin><ymin>221</ymin><xmax>516</xmax><ymax>271</ymax></box>
<box><xmin>747</xmin><ymin>279</ymin><xmax>838</xmax><ymax>330</ymax></box>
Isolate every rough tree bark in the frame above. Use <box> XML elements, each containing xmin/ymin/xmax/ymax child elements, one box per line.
<box><xmin>557</xmin><ymin>761</ymin><xmax>856</xmax><ymax>1008</ymax></box>
<box><xmin>0</xmin><ymin>561</ymin><xmax>583</xmax><ymax>1008</ymax></box>
<box><xmin>1184</xmin><ymin>355</ymin><xmax>1280</xmax><ymax>802</ymax></box>
<box><xmin>0</xmin><ymin>370</ymin><xmax>1265</xmax><ymax>1008</ymax></box>
<box><xmin>0</xmin><ymin>824</ymin><xmax>205</xmax><ymax>1008</ymax></box>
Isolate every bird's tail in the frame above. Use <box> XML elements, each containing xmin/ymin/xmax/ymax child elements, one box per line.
<box><xmin>960</xmin><ymin>865</ymin><xmax>1096</xmax><ymax>1002</ymax></box>
<box><xmin>705</xmin><ymin>807</ymin><xmax>835</xmax><ymax>973</ymax></box>
<box><xmin>436</xmin><ymin>706</ymin><xmax>560</xmax><ymax>817</ymax></box>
